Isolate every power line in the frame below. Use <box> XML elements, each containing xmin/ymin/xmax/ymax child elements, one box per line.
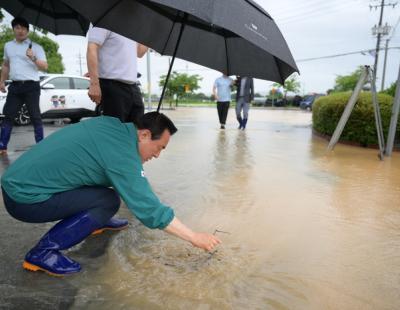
<box><xmin>273</xmin><ymin>0</ymin><xmax>366</xmax><ymax>25</ymax></box>
<box><xmin>296</xmin><ymin>46</ymin><xmax>400</xmax><ymax>62</ymax></box>
<box><xmin>276</xmin><ymin>1</ymin><xmax>358</xmax><ymax>24</ymax></box>
<box><xmin>271</xmin><ymin>0</ymin><xmax>357</xmax><ymax>18</ymax></box>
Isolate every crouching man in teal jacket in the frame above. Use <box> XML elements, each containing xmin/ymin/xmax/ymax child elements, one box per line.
<box><xmin>1</xmin><ymin>112</ymin><xmax>221</xmax><ymax>276</ymax></box>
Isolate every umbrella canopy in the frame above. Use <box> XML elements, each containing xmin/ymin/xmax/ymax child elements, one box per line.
<box><xmin>61</xmin><ymin>0</ymin><xmax>298</xmax><ymax>83</ymax></box>
<box><xmin>0</xmin><ymin>0</ymin><xmax>90</xmax><ymax>36</ymax></box>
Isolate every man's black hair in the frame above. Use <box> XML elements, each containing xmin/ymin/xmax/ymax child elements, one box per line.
<box><xmin>11</xmin><ymin>17</ymin><xmax>29</xmax><ymax>31</ymax></box>
<box><xmin>136</xmin><ymin>112</ymin><xmax>177</xmax><ymax>140</ymax></box>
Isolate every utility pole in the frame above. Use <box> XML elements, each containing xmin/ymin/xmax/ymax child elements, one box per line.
<box><xmin>371</xmin><ymin>0</ymin><xmax>386</xmax><ymax>86</ymax></box>
<box><xmin>381</xmin><ymin>17</ymin><xmax>400</xmax><ymax>90</ymax></box>
<box><xmin>370</xmin><ymin>0</ymin><xmax>397</xmax><ymax>88</ymax></box>
<box><xmin>381</xmin><ymin>39</ymin><xmax>390</xmax><ymax>90</ymax></box>
<box><xmin>385</xmin><ymin>63</ymin><xmax>400</xmax><ymax>156</ymax></box>
<box><xmin>146</xmin><ymin>50</ymin><xmax>152</xmax><ymax>111</ymax></box>
<box><xmin>76</xmin><ymin>51</ymin><xmax>85</xmax><ymax>76</ymax></box>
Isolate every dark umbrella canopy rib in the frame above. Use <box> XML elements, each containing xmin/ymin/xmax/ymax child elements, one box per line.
<box><xmin>61</xmin><ymin>0</ymin><xmax>298</xmax><ymax>83</ymax></box>
<box><xmin>0</xmin><ymin>0</ymin><xmax>90</xmax><ymax>36</ymax></box>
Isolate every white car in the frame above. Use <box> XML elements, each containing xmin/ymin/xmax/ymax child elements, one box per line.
<box><xmin>0</xmin><ymin>74</ymin><xmax>99</xmax><ymax>125</ymax></box>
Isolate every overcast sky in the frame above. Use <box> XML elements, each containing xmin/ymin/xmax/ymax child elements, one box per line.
<box><xmin>2</xmin><ymin>0</ymin><xmax>400</xmax><ymax>96</ymax></box>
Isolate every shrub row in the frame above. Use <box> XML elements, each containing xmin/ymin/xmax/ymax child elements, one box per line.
<box><xmin>312</xmin><ymin>91</ymin><xmax>399</xmax><ymax>147</ymax></box>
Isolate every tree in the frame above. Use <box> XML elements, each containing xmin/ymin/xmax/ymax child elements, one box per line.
<box><xmin>272</xmin><ymin>73</ymin><xmax>300</xmax><ymax>100</ymax></box>
<box><xmin>0</xmin><ymin>25</ymin><xmax>64</xmax><ymax>73</ymax></box>
<box><xmin>333</xmin><ymin>66</ymin><xmax>364</xmax><ymax>92</ymax></box>
<box><xmin>381</xmin><ymin>81</ymin><xmax>397</xmax><ymax>97</ymax></box>
<box><xmin>158</xmin><ymin>71</ymin><xmax>202</xmax><ymax>105</ymax></box>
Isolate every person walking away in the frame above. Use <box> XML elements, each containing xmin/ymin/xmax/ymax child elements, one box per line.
<box><xmin>213</xmin><ymin>72</ymin><xmax>233</xmax><ymax>129</ymax></box>
<box><xmin>235</xmin><ymin>76</ymin><xmax>254</xmax><ymax>130</ymax></box>
<box><xmin>0</xmin><ymin>17</ymin><xmax>48</xmax><ymax>155</ymax></box>
<box><xmin>86</xmin><ymin>26</ymin><xmax>148</xmax><ymax>124</ymax></box>
<box><xmin>1</xmin><ymin>112</ymin><xmax>221</xmax><ymax>276</ymax></box>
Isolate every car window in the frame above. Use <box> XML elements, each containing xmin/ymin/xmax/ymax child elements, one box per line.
<box><xmin>73</xmin><ymin>78</ymin><xmax>90</xmax><ymax>90</ymax></box>
<box><xmin>47</xmin><ymin>77</ymin><xmax>71</xmax><ymax>89</ymax></box>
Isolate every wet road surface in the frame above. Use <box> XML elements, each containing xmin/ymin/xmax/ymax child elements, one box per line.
<box><xmin>0</xmin><ymin>109</ymin><xmax>399</xmax><ymax>310</ymax></box>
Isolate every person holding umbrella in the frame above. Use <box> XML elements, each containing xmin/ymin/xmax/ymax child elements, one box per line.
<box><xmin>86</xmin><ymin>26</ymin><xmax>148</xmax><ymax>124</ymax></box>
<box><xmin>63</xmin><ymin>0</ymin><xmax>298</xmax><ymax>114</ymax></box>
<box><xmin>0</xmin><ymin>17</ymin><xmax>48</xmax><ymax>155</ymax></box>
<box><xmin>235</xmin><ymin>76</ymin><xmax>254</xmax><ymax>130</ymax></box>
<box><xmin>1</xmin><ymin>112</ymin><xmax>221</xmax><ymax>276</ymax></box>
<box><xmin>213</xmin><ymin>72</ymin><xmax>233</xmax><ymax>129</ymax></box>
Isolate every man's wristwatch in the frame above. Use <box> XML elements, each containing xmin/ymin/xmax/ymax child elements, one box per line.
<box><xmin>31</xmin><ymin>56</ymin><xmax>37</xmax><ymax>63</ymax></box>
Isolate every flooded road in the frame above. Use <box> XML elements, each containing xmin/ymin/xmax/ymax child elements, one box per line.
<box><xmin>1</xmin><ymin>108</ymin><xmax>399</xmax><ymax>309</ymax></box>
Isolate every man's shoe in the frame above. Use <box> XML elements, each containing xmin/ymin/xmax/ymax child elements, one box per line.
<box><xmin>92</xmin><ymin>218</ymin><xmax>129</xmax><ymax>235</ymax></box>
<box><xmin>242</xmin><ymin>118</ymin><xmax>248</xmax><ymax>130</ymax></box>
<box><xmin>237</xmin><ymin>116</ymin><xmax>243</xmax><ymax>129</ymax></box>
<box><xmin>23</xmin><ymin>248</ymin><xmax>81</xmax><ymax>276</ymax></box>
<box><xmin>0</xmin><ymin>149</ymin><xmax>7</xmax><ymax>155</ymax></box>
<box><xmin>22</xmin><ymin>211</ymin><xmax>100</xmax><ymax>277</ymax></box>
<box><xmin>220</xmin><ymin>124</ymin><xmax>225</xmax><ymax>129</ymax></box>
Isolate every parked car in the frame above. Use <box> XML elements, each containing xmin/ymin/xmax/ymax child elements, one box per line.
<box><xmin>252</xmin><ymin>96</ymin><xmax>267</xmax><ymax>106</ymax></box>
<box><xmin>252</xmin><ymin>97</ymin><xmax>286</xmax><ymax>107</ymax></box>
<box><xmin>272</xmin><ymin>98</ymin><xmax>286</xmax><ymax>107</ymax></box>
<box><xmin>299</xmin><ymin>94</ymin><xmax>324</xmax><ymax>110</ymax></box>
<box><xmin>287</xmin><ymin>95</ymin><xmax>303</xmax><ymax>107</ymax></box>
<box><xmin>0</xmin><ymin>74</ymin><xmax>99</xmax><ymax>125</ymax></box>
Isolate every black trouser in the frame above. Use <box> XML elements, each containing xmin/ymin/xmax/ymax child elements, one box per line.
<box><xmin>217</xmin><ymin>101</ymin><xmax>230</xmax><ymax>125</ymax></box>
<box><xmin>100</xmin><ymin>79</ymin><xmax>144</xmax><ymax>124</ymax></box>
<box><xmin>2</xmin><ymin>186</ymin><xmax>120</xmax><ymax>225</ymax></box>
<box><xmin>0</xmin><ymin>81</ymin><xmax>43</xmax><ymax>150</ymax></box>
<box><xmin>3</xmin><ymin>81</ymin><xmax>42</xmax><ymax>125</ymax></box>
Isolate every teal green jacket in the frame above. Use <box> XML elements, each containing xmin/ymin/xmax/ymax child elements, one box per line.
<box><xmin>1</xmin><ymin>116</ymin><xmax>174</xmax><ymax>229</ymax></box>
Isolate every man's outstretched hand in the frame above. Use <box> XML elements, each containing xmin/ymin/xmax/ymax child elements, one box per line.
<box><xmin>164</xmin><ymin>217</ymin><xmax>222</xmax><ymax>252</ymax></box>
<box><xmin>190</xmin><ymin>232</ymin><xmax>221</xmax><ymax>252</ymax></box>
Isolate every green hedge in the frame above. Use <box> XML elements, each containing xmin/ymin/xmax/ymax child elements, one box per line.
<box><xmin>312</xmin><ymin>91</ymin><xmax>399</xmax><ymax>147</ymax></box>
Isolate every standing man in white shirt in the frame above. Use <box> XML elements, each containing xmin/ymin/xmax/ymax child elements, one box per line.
<box><xmin>86</xmin><ymin>27</ymin><xmax>148</xmax><ymax>124</ymax></box>
<box><xmin>0</xmin><ymin>17</ymin><xmax>48</xmax><ymax>155</ymax></box>
<box><xmin>213</xmin><ymin>72</ymin><xmax>233</xmax><ymax>129</ymax></box>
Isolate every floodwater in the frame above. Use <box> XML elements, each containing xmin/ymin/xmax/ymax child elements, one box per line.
<box><xmin>1</xmin><ymin>108</ymin><xmax>400</xmax><ymax>310</ymax></box>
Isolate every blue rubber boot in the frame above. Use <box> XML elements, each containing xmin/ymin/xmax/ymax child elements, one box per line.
<box><xmin>92</xmin><ymin>217</ymin><xmax>129</xmax><ymax>235</ymax></box>
<box><xmin>0</xmin><ymin>122</ymin><xmax>13</xmax><ymax>152</ymax></box>
<box><xmin>242</xmin><ymin>118</ymin><xmax>248</xmax><ymax>130</ymax></box>
<box><xmin>23</xmin><ymin>211</ymin><xmax>101</xmax><ymax>276</ymax></box>
<box><xmin>237</xmin><ymin>116</ymin><xmax>243</xmax><ymax>129</ymax></box>
<box><xmin>34</xmin><ymin>125</ymin><xmax>44</xmax><ymax>143</ymax></box>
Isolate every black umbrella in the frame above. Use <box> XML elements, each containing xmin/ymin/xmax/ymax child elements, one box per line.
<box><xmin>61</xmin><ymin>0</ymin><xmax>298</xmax><ymax>111</ymax></box>
<box><xmin>0</xmin><ymin>0</ymin><xmax>90</xmax><ymax>36</ymax></box>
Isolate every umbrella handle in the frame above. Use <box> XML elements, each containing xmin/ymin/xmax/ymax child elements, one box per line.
<box><xmin>157</xmin><ymin>12</ymin><xmax>188</xmax><ymax>113</ymax></box>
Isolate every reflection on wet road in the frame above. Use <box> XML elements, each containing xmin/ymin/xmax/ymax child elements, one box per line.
<box><xmin>0</xmin><ymin>109</ymin><xmax>399</xmax><ymax>309</ymax></box>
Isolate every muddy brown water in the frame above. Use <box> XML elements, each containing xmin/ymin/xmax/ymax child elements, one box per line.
<box><xmin>0</xmin><ymin>108</ymin><xmax>399</xmax><ymax>309</ymax></box>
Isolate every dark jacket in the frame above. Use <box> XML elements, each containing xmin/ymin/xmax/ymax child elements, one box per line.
<box><xmin>235</xmin><ymin>77</ymin><xmax>254</xmax><ymax>102</ymax></box>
